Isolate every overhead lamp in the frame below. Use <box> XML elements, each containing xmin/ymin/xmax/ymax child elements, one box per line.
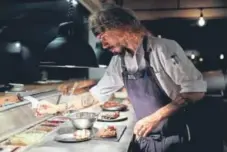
<box><xmin>66</xmin><ymin>0</ymin><xmax>78</xmax><ymax>6</ymax></box>
<box><xmin>197</xmin><ymin>9</ymin><xmax>206</xmax><ymax>27</ymax></box>
<box><xmin>191</xmin><ymin>54</ymin><xmax>195</xmax><ymax>60</ymax></box>
<box><xmin>199</xmin><ymin>58</ymin><xmax>203</xmax><ymax>62</ymax></box>
<box><xmin>220</xmin><ymin>54</ymin><xmax>224</xmax><ymax>60</ymax></box>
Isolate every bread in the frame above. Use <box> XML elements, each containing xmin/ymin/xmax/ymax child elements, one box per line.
<box><xmin>0</xmin><ymin>95</ymin><xmax>19</xmax><ymax>106</ymax></box>
<box><xmin>58</xmin><ymin>80</ymin><xmax>96</xmax><ymax>95</ymax></box>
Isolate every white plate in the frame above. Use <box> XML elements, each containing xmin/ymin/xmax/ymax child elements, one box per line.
<box><xmin>98</xmin><ymin>113</ymin><xmax>128</xmax><ymax>122</ymax></box>
<box><xmin>55</xmin><ymin>133</ymin><xmax>91</xmax><ymax>142</ymax></box>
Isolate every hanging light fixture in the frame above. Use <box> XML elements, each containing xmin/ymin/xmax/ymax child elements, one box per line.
<box><xmin>44</xmin><ymin>0</ymin><xmax>98</xmax><ymax>67</ymax></box>
<box><xmin>44</xmin><ymin>0</ymin><xmax>76</xmax><ymax>62</ymax></box>
<box><xmin>197</xmin><ymin>8</ymin><xmax>206</xmax><ymax>27</ymax></box>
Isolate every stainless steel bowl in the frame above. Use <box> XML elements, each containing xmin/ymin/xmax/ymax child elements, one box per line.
<box><xmin>68</xmin><ymin>112</ymin><xmax>98</xmax><ymax>129</ymax></box>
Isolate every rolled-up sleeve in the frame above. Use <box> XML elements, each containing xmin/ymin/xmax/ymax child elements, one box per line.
<box><xmin>158</xmin><ymin>40</ymin><xmax>207</xmax><ymax>93</ymax></box>
<box><xmin>89</xmin><ymin>56</ymin><xmax>124</xmax><ymax>102</ymax></box>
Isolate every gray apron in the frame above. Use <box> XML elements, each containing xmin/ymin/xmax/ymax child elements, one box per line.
<box><xmin>124</xmin><ymin>36</ymin><xmax>223</xmax><ymax>152</ymax></box>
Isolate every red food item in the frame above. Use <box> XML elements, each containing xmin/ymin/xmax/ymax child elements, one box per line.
<box><xmin>103</xmin><ymin>101</ymin><xmax>121</xmax><ymax>108</ymax></box>
<box><xmin>108</xmin><ymin>126</ymin><xmax>116</xmax><ymax>130</ymax></box>
<box><xmin>101</xmin><ymin>112</ymin><xmax>120</xmax><ymax>119</ymax></box>
<box><xmin>47</xmin><ymin>120</ymin><xmax>64</xmax><ymax>124</ymax></box>
<box><xmin>97</xmin><ymin>126</ymin><xmax>117</xmax><ymax>138</ymax></box>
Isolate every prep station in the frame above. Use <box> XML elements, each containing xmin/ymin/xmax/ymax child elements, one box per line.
<box><xmin>0</xmin><ymin>67</ymin><xmax>135</xmax><ymax>152</ymax></box>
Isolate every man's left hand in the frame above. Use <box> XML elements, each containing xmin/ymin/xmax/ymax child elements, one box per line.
<box><xmin>134</xmin><ymin>112</ymin><xmax>162</xmax><ymax>137</ymax></box>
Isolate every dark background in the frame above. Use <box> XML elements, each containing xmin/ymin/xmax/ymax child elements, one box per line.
<box><xmin>0</xmin><ymin>0</ymin><xmax>226</xmax><ymax>83</ymax></box>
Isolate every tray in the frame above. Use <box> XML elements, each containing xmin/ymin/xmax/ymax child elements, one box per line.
<box><xmin>93</xmin><ymin>125</ymin><xmax>127</xmax><ymax>142</ymax></box>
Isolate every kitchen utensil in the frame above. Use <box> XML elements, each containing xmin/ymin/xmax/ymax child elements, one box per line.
<box><xmin>67</xmin><ymin>112</ymin><xmax>99</xmax><ymax>129</ymax></box>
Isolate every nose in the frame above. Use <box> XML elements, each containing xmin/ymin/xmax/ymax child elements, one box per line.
<box><xmin>101</xmin><ymin>40</ymin><xmax>110</xmax><ymax>49</ymax></box>
<box><xmin>97</xmin><ymin>34</ymin><xmax>110</xmax><ymax>49</ymax></box>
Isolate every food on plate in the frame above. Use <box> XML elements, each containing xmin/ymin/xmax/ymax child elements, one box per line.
<box><xmin>73</xmin><ymin>129</ymin><xmax>91</xmax><ymax>140</ymax></box>
<box><xmin>35</xmin><ymin>126</ymin><xmax>53</xmax><ymax>132</ymax></box>
<box><xmin>7</xmin><ymin>131</ymin><xmax>46</xmax><ymax>146</ymax></box>
<box><xmin>103</xmin><ymin>101</ymin><xmax>122</xmax><ymax>108</ymax></box>
<box><xmin>47</xmin><ymin>119</ymin><xmax>65</xmax><ymax>124</ymax></box>
<box><xmin>41</xmin><ymin>122</ymin><xmax>59</xmax><ymax>127</ymax></box>
<box><xmin>100</xmin><ymin>112</ymin><xmax>120</xmax><ymax>120</ymax></box>
<box><xmin>97</xmin><ymin>126</ymin><xmax>117</xmax><ymax>138</ymax></box>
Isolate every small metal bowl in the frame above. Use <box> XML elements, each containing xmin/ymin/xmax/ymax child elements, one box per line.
<box><xmin>68</xmin><ymin>112</ymin><xmax>98</xmax><ymax>129</ymax></box>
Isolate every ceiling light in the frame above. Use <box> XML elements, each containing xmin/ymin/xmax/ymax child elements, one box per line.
<box><xmin>191</xmin><ymin>54</ymin><xmax>195</xmax><ymax>59</ymax></box>
<box><xmin>197</xmin><ymin>9</ymin><xmax>206</xmax><ymax>27</ymax></box>
<box><xmin>199</xmin><ymin>58</ymin><xmax>203</xmax><ymax>62</ymax></box>
<box><xmin>66</xmin><ymin>0</ymin><xmax>78</xmax><ymax>6</ymax></box>
<box><xmin>220</xmin><ymin>54</ymin><xmax>224</xmax><ymax>60</ymax></box>
<box><xmin>15</xmin><ymin>42</ymin><xmax>21</xmax><ymax>48</ymax></box>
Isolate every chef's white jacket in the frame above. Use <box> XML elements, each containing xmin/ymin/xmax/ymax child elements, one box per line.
<box><xmin>90</xmin><ymin>36</ymin><xmax>207</xmax><ymax>102</ymax></box>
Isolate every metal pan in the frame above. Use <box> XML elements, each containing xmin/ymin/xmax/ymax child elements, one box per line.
<box><xmin>100</xmin><ymin>104</ymin><xmax>128</xmax><ymax>111</ymax></box>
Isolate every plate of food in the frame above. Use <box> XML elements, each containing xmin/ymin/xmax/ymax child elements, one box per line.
<box><xmin>97</xmin><ymin>112</ymin><xmax>128</xmax><ymax>122</ymax></box>
<box><xmin>94</xmin><ymin>125</ymin><xmax>127</xmax><ymax>142</ymax></box>
<box><xmin>100</xmin><ymin>101</ymin><xmax>127</xmax><ymax>111</ymax></box>
<box><xmin>96</xmin><ymin>126</ymin><xmax>117</xmax><ymax>138</ymax></box>
<box><xmin>55</xmin><ymin>129</ymin><xmax>92</xmax><ymax>143</ymax></box>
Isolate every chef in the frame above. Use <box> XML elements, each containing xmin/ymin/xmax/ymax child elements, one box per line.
<box><xmin>37</xmin><ymin>6</ymin><xmax>223</xmax><ymax>152</ymax></box>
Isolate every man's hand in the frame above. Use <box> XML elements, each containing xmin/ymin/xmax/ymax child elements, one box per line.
<box><xmin>134</xmin><ymin>112</ymin><xmax>162</xmax><ymax>137</ymax></box>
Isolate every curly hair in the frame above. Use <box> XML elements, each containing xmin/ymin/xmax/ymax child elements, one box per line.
<box><xmin>89</xmin><ymin>6</ymin><xmax>145</xmax><ymax>36</ymax></box>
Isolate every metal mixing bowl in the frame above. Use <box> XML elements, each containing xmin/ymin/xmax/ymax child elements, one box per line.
<box><xmin>68</xmin><ymin>112</ymin><xmax>98</xmax><ymax>129</ymax></box>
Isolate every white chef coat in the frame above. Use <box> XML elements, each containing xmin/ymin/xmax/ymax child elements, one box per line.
<box><xmin>90</xmin><ymin>36</ymin><xmax>207</xmax><ymax>102</ymax></box>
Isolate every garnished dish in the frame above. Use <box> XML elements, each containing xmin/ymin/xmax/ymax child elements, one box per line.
<box><xmin>97</xmin><ymin>126</ymin><xmax>117</xmax><ymax>138</ymax></box>
<box><xmin>55</xmin><ymin>129</ymin><xmax>92</xmax><ymax>143</ymax></box>
<box><xmin>73</xmin><ymin>129</ymin><xmax>91</xmax><ymax>140</ymax></box>
<box><xmin>100</xmin><ymin>111</ymin><xmax>120</xmax><ymax>120</ymax></box>
<box><xmin>103</xmin><ymin>101</ymin><xmax>121</xmax><ymax>108</ymax></box>
<box><xmin>101</xmin><ymin>101</ymin><xmax>127</xmax><ymax>111</ymax></box>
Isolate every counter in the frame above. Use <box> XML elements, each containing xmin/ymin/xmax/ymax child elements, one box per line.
<box><xmin>0</xmin><ymin>83</ymin><xmax>62</xmax><ymax>106</ymax></box>
<box><xmin>25</xmin><ymin>103</ymin><xmax>136</xmax><ymax>152</ymax></box>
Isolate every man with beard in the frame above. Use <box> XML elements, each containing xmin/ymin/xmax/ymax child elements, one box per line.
<box><xmin>36</xmin><ymin>6</ymin><xmax>223</xmax><ymax>152</ymax></box>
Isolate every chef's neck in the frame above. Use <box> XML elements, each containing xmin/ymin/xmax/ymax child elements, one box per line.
<box><xmin>124</xmin><ymin>31</ymin><xmax>146</xmax><ymax>54</ymax></box>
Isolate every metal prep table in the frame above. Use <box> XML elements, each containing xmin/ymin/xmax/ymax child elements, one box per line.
<box><xmin>24</xmin><ymin>104</ymin><xmax>136</xmax><ymax>152</ymax></box>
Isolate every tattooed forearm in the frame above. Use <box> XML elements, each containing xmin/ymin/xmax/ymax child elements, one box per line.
<box><xmin>57</xmin><ymin>92</ymin><xmax>99</xmax><ymax>112</ymax></box>
<box><xmin>68</xmin><ymin>92</ymin><xmax>98</xmax><ymax>110</ymax></box>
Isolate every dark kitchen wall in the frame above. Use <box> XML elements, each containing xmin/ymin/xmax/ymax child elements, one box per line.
<box><xmin>142</xmin><ymin>18</ymin><xmax>227</xmax><ymax>72</ymax></box>
<box><xmin>0</xmin><ymin>0</ymin><xmax>88</xmax><ymax>58</ymax></box>
<box><xmin>0</xmin><ymin>0</ymin><xmax>94</xmax><ymax>84</ymax></box>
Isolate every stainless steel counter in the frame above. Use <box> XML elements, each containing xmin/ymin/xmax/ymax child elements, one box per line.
<box><xmin>25</xmin><ymin>104</ymin><xmax>136</xmax><ymax>152</ymax></box>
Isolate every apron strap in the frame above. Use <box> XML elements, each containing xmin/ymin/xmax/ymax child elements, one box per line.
<box><xmin>120</xmin><ymin>51</ymin><xmax>128</xmax><ymax>73</ymax></box>
<box><xmin>142</xmin><ymin>36</ymin><xmax>169</xmax><ymax>98</ymax></box>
